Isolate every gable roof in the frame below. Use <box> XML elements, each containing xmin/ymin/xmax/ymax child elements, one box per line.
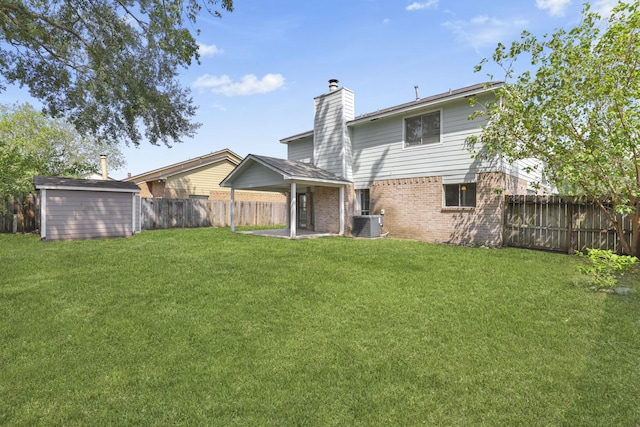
<box><xmin>124</xmin><ymin>148</ymin><xmax>242</xmax><ymax>183</ymax></box>
<box><xmin>34</xmin><ymin>176</ymin><xmax>140</xmax><ymax>193</ymax></box>
<box><xmin>220</xmin><ymin>154</ymin><xmax>351</xmax><ymax>189</ymax></box>
<box><xmin>347</xmin><ymin>81</ymin><xmax>504</xmax><ymax>125</ymax></box>
<box><xmin>280</xmin><ymin>81</ymin><xmax>504</xmax><ymax>144</ymax></box>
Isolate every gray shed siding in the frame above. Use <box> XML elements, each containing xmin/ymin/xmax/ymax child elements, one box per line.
<box><xmin>43</xmin><ymin>190</ymin><xmax>133</xmax><ymax>240</ymax></box>
<box><xmin>287</xmin><ymin>137</ymin><xmax>314</xmax><ymax>163</ymax></box>
<box><xmin>350</xmin><ymin>97</ymin><xmax>499</xmax><ymax>188</ymax></box>
<box><xmin>313</xmin><ymin>88</ymin><xmax>354</xmax><ymax>179</ymax></box>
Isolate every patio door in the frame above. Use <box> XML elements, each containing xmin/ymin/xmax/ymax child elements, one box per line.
<box><xmin>297</xmin><ymin>193</ymin><xmax>307</xmax><ymax>229</ymax></box>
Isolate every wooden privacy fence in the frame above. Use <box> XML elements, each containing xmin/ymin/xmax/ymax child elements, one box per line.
<box><xmin>1</xmin><ymin>196</ymin><xmax>38</xmax><ymax>233</ymax></box>
<box><xmin>142</xmin><ymin>198</ymin><xmax>286</xmax><ymax>230</ymax></box>
<box><xmin>504</xmin><ymin>195</ymin><xmax>633</xmax><ymax>254</ymax></box>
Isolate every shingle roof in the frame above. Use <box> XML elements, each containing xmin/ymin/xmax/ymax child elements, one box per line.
<box><xmin>348</xmin><ymin>81</ymin><xmax>504</xmax><ymax>124</ymax></box>
<box><xmin>123</xmin><ymin>148</ymin><xmax>242</xmax><ymax>183</ymax></box>
<box><xmin>34</xmin><ymin>176</ymin><xmax>140</xmax><ymax>192</ymax></box>
<box><xmin>250</xmin><ymin>155</ymin><xmax>350</xmax><ymax>183</ymax></box>
<box><xmin>280</xmin><ymin>81</ymin><xmax>504</xmax><ymax>144</ymax></box>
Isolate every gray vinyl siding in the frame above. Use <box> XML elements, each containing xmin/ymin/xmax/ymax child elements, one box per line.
<box><xmin>507</xmin><ymin>158</ymin><xmax>546</xmax><ymax>189</ymax></box>
<box><xmin>231</xmin><ymin>162</ymin><xmax>288</xmax><ymax>189</ymax></box>
<box><xmin>287</xmin><ymin>137</ymin><xmax>314</xmax><ymax>163</ymax></box>
<box><xmin>313</xmin><ymin>88</ymin><xmax>354</xmax><ymax>179</ymax></box>
<box><xmin>44</xmin><ymin>190</ymin><xmax>133</xmax><ymax>240</ymax></box>
<box><xmin>351</xmin><ymin>97</ymin><xmax>497</xmax><ymax>188</ymax></box>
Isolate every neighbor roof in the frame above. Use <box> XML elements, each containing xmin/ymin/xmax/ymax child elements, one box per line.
<box><xmin>124</xmin><ymin>148</ymin><xmax>242</xmax><ymax>183</ymax></box>
<box><xmin>34</xmin><ymin>176</ymin><xmax>140</xmax><ymax>192</ymax></box>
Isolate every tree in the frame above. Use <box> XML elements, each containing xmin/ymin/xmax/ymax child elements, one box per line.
<box><xmin>0</xmin><ymin>0</ymin><xmax>233</xmax><ymax>147</ymax></box>
<box><xmin>467</xmin><ymin>1</ymin><xmax>640</xmax><ymax>256</ymax></box>
<box><xmin>0</xmin><ymin>102</ymin><xmax>125</xmax><ymax>214</ymax></box>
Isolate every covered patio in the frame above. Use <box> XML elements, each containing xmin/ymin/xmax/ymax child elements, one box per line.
<box><xmin>220</xmin><ymin>155</ymin><xmax>351</xmax><ymax>239</ymax></box>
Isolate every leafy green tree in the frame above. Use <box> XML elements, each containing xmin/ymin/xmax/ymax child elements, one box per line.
<box><xmin>468</xmin><ymin>1</ymin><xmax>640</xmax><ymax>255</ymax></box>
<box><xmin>0</xmin><ymin>102</ymin><xmax>125</xmax><ymax>214</ymax></box>
<box><xmin>0</xmin><ymin>0</ymin><xmax>233</xmax><ymax>147</ymax></box>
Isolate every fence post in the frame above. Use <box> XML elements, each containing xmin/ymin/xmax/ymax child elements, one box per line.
<box><xmin>567</xmin><ymin>198</ymin><xmax>575</xmax><ymax>254</ymax></box>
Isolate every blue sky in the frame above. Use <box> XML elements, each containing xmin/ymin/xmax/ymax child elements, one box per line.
<box><xmin>3</xmin><ymin>0</ymin><xmax>619</xmax><ymax>179</ymax></box>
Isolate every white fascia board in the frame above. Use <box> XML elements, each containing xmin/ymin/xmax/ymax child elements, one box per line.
<box><xmin>34</xmin><ymin>185</ymin><xmax>140</xmax><ymax>193</ymax></box>
<box><xmin>348</xmin><ymin>88</ymin><xmax>498</xmax><ymax>126</ymax></box>
<box><xmin>280</xmin><ymin>130</ymin><xmax>314</xmax><ymax>144</ymax></box>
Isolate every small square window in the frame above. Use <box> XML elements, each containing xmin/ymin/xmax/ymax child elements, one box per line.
<box><xmin>444</xmin><ymin>183</ymin><xmax>476</xmax><ymax>207</ymax></box>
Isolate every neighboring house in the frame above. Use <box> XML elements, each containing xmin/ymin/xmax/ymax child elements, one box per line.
<box><xmin>34</xmin><ymin>176</ymin><xmax>141</xmax><ymax>241</ymax></box>
<box><xmin>221</xmin><ymin>80</ymin><xmax>542</xmax><ymax>246</ymax></box>
<box><xmin>124</xmin><ymin>149</ymin><xmax>284</xmax><ymax>202</ymax></box>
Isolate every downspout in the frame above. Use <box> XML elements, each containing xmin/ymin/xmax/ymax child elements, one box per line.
<box><xmin>339</xmin><ymin>186</ymin><xmax>345</xmax><ymax>235</ymax></box>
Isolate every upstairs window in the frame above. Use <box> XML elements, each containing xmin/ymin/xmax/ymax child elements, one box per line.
<box><xmin>444</xmin><ymin>183</ymin><xmax>476</xmax><ymax>207</ymax></box>
<box><xmin>404</xmin><ymin>110</ymin><xmax>441</xmax><ymax>147</ymax></box>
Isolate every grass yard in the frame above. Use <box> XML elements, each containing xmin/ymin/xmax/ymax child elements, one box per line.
<box><xmin>1</xmin><ymin>228</ymin><xmax>639</xmax><ymax>426</ymax></box>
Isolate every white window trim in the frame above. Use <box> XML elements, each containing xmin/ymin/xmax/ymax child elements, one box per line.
<box><xmin>403</xmin><ymin>109</ymin><xmax>443</xmax><ymax>149</ymax></box>
<box><xmin>442</xmin><ymin>182</ymin><xmax>477</xmax><ymax>208</ymax></box>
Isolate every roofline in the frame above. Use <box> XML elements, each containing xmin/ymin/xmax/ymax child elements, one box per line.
<box><xmin>280</xmin><ymin>130</ymin><xmax>314</xmax><ymax>145</ymax></box>
<box><xmin>220</xmin><ymin>154</ymin><xmax>351</xmax><ymax>188</ymax></box>
<box><xmin>249</xmin><ymin>155</ymin><xmax>350</xmax><ymax>185</ymax></box>
<box><xmin>348</xmin><ymin>81</ymin><xmax>504</xmax><ymax>125</ymax></box>
<box><xmin>278</xmin><ymin>82</ymin><xmax>503</xmax><ymax>143</ymax></box>
<box><xmin>124</xmin><ymin>148</ymin><xmax>243</xmax><ymax>182</ymax></box>
<box><xmin>34</xmin><ymin>184</ymin><xmax>140</xmax><ymax>193</ymax></box>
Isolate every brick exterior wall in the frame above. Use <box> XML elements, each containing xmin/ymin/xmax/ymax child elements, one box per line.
<box><xmin>311</xmin><ymin>185</ymin><xmax>355</xmax><ymax>234</ymax></box>
<box><xmin>368</xmin><ymin>172</ymin><xmax>528</xmax><ymax>247</ymax></box>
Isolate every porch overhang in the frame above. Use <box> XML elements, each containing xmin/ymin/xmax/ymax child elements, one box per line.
<box><xmin>220</xmin><ymin>154</ymin><xmax>351</xmax><ymax>239</ymax></box>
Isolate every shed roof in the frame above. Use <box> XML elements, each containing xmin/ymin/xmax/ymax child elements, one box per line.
<box><xmin>34</xmin><ymin>176</ymin><xmax>141</xmax><ymax>193</ymax></box>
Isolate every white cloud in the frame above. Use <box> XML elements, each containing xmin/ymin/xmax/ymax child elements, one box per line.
<box><xmin>592</xmin><ymin>0</ymin><xmax>618</xmax><ymax>18</ymax></box>
<box><xmin>198</xmin><ymin>43</ymin><xmax>223</xmax><ymax>57</ymax></box>
<box><xmin>535</xmin><ymin>0</ymin><xmax>572</xmax><ymax>17</ymax></box>
<box><xmin>406</xmin><ymin>0</ymin><xmax>438</xmax><ymax>11</ymax></box>
<box><xmin>443</xmin><ymin>15</ymin><xmax>528</xmax><ymax>52</ymax></box>
<box><xmin>192</xmin><ymin>73</ymin><xmax>285</xmax><ymax>96</ymax></box>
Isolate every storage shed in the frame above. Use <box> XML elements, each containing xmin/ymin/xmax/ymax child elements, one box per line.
<box><xmin>34</xmin><ymin>176</ymin><xmax>141</xmax><ymax>241</ymax></box>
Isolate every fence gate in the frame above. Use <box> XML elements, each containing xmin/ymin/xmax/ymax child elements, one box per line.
<box><xmin>504</xmin><ymin>195</ymin><xmax>633</xmax><ymax>254</ymax></box>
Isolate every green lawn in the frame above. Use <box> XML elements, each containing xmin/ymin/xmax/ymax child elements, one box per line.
<box><xmin>1</xmin><ymin>228</ymin><xmax>639</xmax><ymax>426</ymax></box>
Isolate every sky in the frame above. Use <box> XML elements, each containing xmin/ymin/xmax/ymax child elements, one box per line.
<box><xmin>2</xmin><ymin>0</ymin><xmax>620</xmax><ymax>179</ymax></box>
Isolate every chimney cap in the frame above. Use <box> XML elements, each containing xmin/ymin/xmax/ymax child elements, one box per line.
<box><xmin>328</xmin><ymin>79</ymin><xmax>339</xmax><ymax>91</ymax></box>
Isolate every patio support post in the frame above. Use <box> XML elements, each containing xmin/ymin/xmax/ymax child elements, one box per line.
<box><xmin>339</xmin><ymin>185</ymin><xmax>345</xmax><ymax>235</ymax></box>
<box><xmin>230</xmin><ymin>188</ymin><xmax>235</xmax><ymax>233</ymax></box>
<box><xmin>290</xmin><ymin>182</ymin><xmax>297</xmax><ymax>239</ymax></box>
<box><xmin>285</xmin><ymin>192</ymin><xmax>290</xmax><ymax>230</ymax></box>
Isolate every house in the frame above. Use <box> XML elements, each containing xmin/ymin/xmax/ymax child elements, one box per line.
<box><xmin>125</xmin><ymin>148</ymin><xmax>284</xmax><ymax>202</ymax></box>
<box><xmin>221</xmin><ymin>80</ymin><xmax>541</xmax><ymax>246</ymax></box>
<box><xmin>34</xmin><ymin>176</ymin><xmax>141</xmax><ymax>241</ymax></box>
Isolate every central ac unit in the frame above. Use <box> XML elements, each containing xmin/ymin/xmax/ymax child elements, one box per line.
<box><xmin>352</xmin><ymin>215</ymin><xmax>382</xmax><ymax>238</ymax></box>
